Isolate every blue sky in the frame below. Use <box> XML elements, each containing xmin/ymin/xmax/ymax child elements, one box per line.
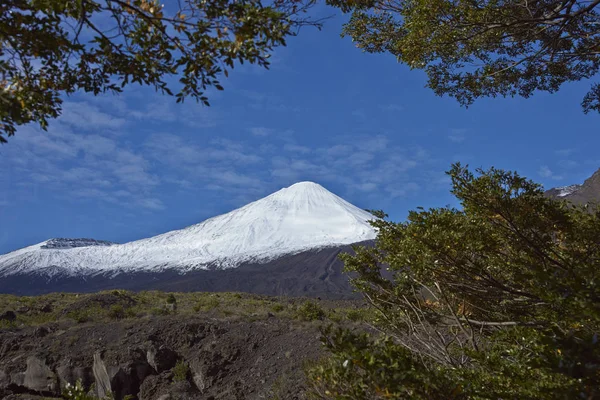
<box><xmin>1</xmin><ymin>5</ymin><xmax>600</xmax><ymax>254</ymax></box>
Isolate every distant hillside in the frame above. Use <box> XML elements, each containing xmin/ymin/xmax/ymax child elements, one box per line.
<box><xmin>545</xmin><ymin>168</ymin><xmax>600</xmax><ymax>206</ymax></box>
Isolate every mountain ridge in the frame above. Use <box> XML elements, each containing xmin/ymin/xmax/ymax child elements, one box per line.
<box><xmin>545</xmin><ymin>167</ymin><xmax>600</xmax><ymax>205</ymax></box>
<box><xmin>0</xmin><ymin>182</ymin><xmax>378</xmax><ymax>296</ymax></box>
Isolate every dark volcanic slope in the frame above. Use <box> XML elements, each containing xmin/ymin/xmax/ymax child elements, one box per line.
<box><xmin>0</xmin><ymin>242</ymin><xmax>373</xmax><ymax>298</ymax></box>
<box><xmin>545</xmin><ymin>167</ymin><xmax>600</xmax><ymax>205</ymax></box>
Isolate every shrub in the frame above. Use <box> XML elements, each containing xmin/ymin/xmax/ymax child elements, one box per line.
<box><xmin>66</xmin><ymin>310</ymin><xmax>91</xmax><ymax>324</ymax></box>
<box><xmin>345</xmin><ymin>309</ymin><xmax>364</xmax><ymax>322</ymax></box>
<box><xmin>172</xmin><ymin>360</ymin><xmax>189</xmax><ymax>382</ymax></box>
<box><xmin>193</xmin><ymin>296</ymin><xmax>219</xmax><ymax>312</ymax></box>
<box><xmin>107</xmin><ymin>305</ymin><xmax>125</xmax><ymax>320</ymax></box>
<box><xmin>296</xmin><ymin>301</ymin><xmax>325</xmax><ymax>321</ymax></box>
<box><xmin>308</xmin><ymin>164</ymin><xmax>600</xmax><ymax>399</ymax></box>
<box><xmin>271</xmin><ymin>303</ymin><xmax>285</xmax><ymax>313</ymax></box>
<box><xmin>166</xmin><ymin>294</ymin><xmax>177</xmax><ymax>304</ymax></box>
<box><xmin>150</xmin><ymin>307</ymin><xmax>170</xmax><ymax>316</ymax></box>
<box><xmin>62</xmin><ymin>379</ymin><xmax>96</xmax><ymax>400</ymax></box>
<box><xmin>326</xmin><ymin>310</ymin><xmax>342</xmax><ymax>323</ymax></box>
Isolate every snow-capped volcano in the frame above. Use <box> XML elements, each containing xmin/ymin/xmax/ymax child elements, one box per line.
<box><xmin>0</xmin><ymin>182</ymin><xmax>377</xmax><ymax>279</ymax></box>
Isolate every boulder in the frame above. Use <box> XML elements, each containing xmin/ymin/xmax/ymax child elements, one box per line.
<box><xmin>33</xmin><ymin>326</ymin><xmax>49</xmax><ymax>338</ymax></box>
<box><xmin>0</xmin><ymin>369</ymin><xmax>8</xmax><ymax>387</ymax></box>
<box><xmin>147</xmin><ymin>346</ymin><xmax>177</xmax><ymax>373</ymax></box>
<box><xmin>93</xmin><ymin>351</ymin><xmax>154</xmax><ymax>400</ymax></box>
<box><xmin>93</xmin><ymin>352</ymin><xmax>112</xmax><ymax>399</ymax></box>
<box><xmin>56</xmin><ymin>363</ymin><xmax>93</xmax><ymax>390</ymax></box>
<box><xmin>23</xmin><ymin>356</ymin><xmax>58</xmax><ymax>393</ymax></box>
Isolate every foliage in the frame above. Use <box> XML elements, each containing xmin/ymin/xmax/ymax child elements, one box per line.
<box><xmin>166</xmin><ymin>293</ymin><xmax>177</xmax><ymax>304</ymax></box>
<box><xmin>344</xmin><ymin>308</ymin><xmax>365</xmax><ymax>322</ymax></box>
<box><xmin>171</xmin><ymin>359</ymin><xmax>189</xmax><ymax>382</ymax></box>
<box><xmin>328</xmin><ymin>0</ymin><xmax>600</xmax><ymax>113</ymax></box>
<box><xmin>271</xmin><ymin>303</ymin><xmax>285</xmax><ymax>313</ymax></box>
<box><xmin>107</xmin><ymin>304</ymin><xmax>130</xmax><ymax>319</ymax></box>
<box><xmin>297</xmin><ymin>300</ymin><xmax>325</xmax><ymax>321</ymax></box>
<box><xmin>364</xmin><ymin>209</ymin><xmax>388</xmax><ymax>219</ymax></box>
<box><xmin>307</xmin><ymin>327</ymin><xmax>457</xmax><ymax>399</ymax></box>
<box><xmin>193</xmin><ymin>295</ymin><xmax>220</xmax><ymax>312</ymax></box>
<box><xmin>0</xmin><ymin>0</ymin><xmax>319</xmax><ymax>142</ymax></box>
<box><xmin>0</xmin><ymin>290</ymin><xmax>367</xmax><ymax>328</ymax></box>
<box><xmin>62</xmin><ymin>379</ymin><xmax>97</xmax><ymax>400</ymax></box>
<box><xmin>308</xmin><ymin>163</ymin><xmax>600</xmax><ymax>399</ymax></box>
<box><xmin>150</xmin><ymin>306</ymin><xmax>171</xmax><ymax>316</ymax></box>
<box><xmin>66</xmin><ymin>309</ymin><xmax>94</xmax><ymax>323</ymax></box>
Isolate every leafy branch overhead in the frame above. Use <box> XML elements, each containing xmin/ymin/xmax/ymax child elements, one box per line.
<box><xmin>327</xmin><ymin>0</ymin><xmax>600</xmax><ymax>113</ymax></box>
<box><xmin>0</xmin><ymin>0</ymin><xmax>319</xmax><ymax>142</ymax></box>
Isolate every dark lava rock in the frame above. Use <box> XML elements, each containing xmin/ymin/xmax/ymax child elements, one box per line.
<box><xmin>33</xmin><ymin>326</ymin><xmax>49</xmax><ymax>338</ymax></box>
<box><xmin>39</xmin><ymin>304</ymin><xmax>53</xmax><ymax>313</ymax></box>
<box><xmin>146</xmin><ymin>346</ymin><xmax>178</xmax><ymax>373</ymax></box>
<box><xmin>0</xmin><ymin>314</ymin><xmax>322</xmax><ymax>399</ymax></box>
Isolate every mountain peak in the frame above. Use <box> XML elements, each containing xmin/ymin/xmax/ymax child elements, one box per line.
<box><xmin>288</xmin><ymin>181</ymin><xmax>322</xmax><ymax>188</ymax></box>
<box><xmin>268</xmin><ymin>181</ymin><xmax>338</xmax><ymax>203</ymax></box>
<box><xmin>273</xmin><ymin>181</ymin><xmax>329</xmax><ymax>196</ymax></box>
<box><xmin>546</xmin><ymin>167</ymin><xmax>600</xmax><ymax>205</ymax></box>
<box><xmin>0</xmin><ymin>182</ymin><xmax>377</xmax><ymax>277</ymax></box>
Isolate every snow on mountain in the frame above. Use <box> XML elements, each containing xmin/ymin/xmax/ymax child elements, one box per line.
<box><xmin>0</xmin><ymin>182</ymin><xmax>378</xmax><ymax>277</ymax></box>
<box><xmin>555</xmin><ymin>184</ymin><xmax>581</xmax><ymax>197</ymax></box>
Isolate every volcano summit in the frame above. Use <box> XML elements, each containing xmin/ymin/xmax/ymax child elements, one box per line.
<box><xmin>0</xmin><ymin>182</ymin><xmax>378</xmax><ymax>297</ymax></box>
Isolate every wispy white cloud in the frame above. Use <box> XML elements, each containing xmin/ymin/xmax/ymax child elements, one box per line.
<box><xmin>558</xmin><ymin>159</ymin><xmax>578</xmax><ymax>169</ymax></box>
<box><xmin>539</xmin><ymin>165</ymin><xmax>564</xmax><ymax>180</ymax></box>
<box><xmin>448</xmin><ymin>128</ymin><xmax>467</xmax><ymax>143</ymax></box>
<box><xmin>5</xmin><ymin>104</ymin><xmax>162</xmax><ymax>211</ymax></box>
<box><xmin>555</xmin><ymin>148</ymin><xmax>575</xmax><ymax>157</ymax></box>
<box><xmin>239</xmin><ymin>90</ymin><xmax>302</xmax><ymax>113</ymax></box>
<box><xmin>270</xmin><ymin>134</ymin><xmax>429</xmax><ymax>199</ymax></box>
<box><xmin>88</xmin><ymin>90</ymin><xmax>219</xmax><ymax>128</ymax></box>
<box><xmin>4</xmin><ymin>98</ymin><xmax>447</xmax><ymax>217</ymax></box>
<box><xmin>283</xmin><ymin>144</ymin><xmax>311</xmax><ymax>154</ymax></box>
<box><xmin>138</xmin><ymin>198</ymin><xmax>165</xmax><ymax>211</ymax></box>
<box><xmin>59</xmin><ymin>101</ymin><xmax>127</xmax><ymax>131</ymax></box>
<box><xmin>250</xmin><ymin>127</ymin><xmax>273</xmax><ymax>137</ymax></box>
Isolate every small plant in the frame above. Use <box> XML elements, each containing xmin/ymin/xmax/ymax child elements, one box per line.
<box><xmin>172</xmin><ymin>360</ymin><xmax>189</xmax><ymax>382</ymax></box>
<box><xmin>193</xmin><ymin>296</ymin><xmax>219</xmax><ymax>312</ymax></box>
<box><xmin>0</xmin><ymin>318</ymin><xmax>17</xmax><ymax>329</ymax></box>
<box><xmin>150</xmin><ymin>307</ymin><xmax>170</xmax><ymax>316</ymax></box>
<box><xmin>327</xmin><ymin>310</ymin><xmax>342</xmax><ymax>323</ymax></box>
<box><xmin>107</xmin><ymin>305</ymin><xmax>125</xmax><ymax>320</ymax></box>
<box><xmin>271</xmin><ymin>303</ymin><xmax>284</xmax><ymax>313</ymax></box>
<box><xmin>166</xmin><ymin>294</ymin><xmax>177</xmax><ymax>304</ymax></box>
<box><xmin>67</xmin><ymin>310</ymin><xmax>91</xmax><ymax>324</ymax></box>
<box><xmin>296</xmin><ymin>301</ymin><xmax>325</xmax><ymax>321</ymax></box>
<box><xmin>346</xmin><ymin>308</ymin><xmax>364</xmax><ymax>322</ymax></box>
<box><xmin>62</xmin><ymin>379</ymin><xmax>96</xmax><ymax>400</ymax></box>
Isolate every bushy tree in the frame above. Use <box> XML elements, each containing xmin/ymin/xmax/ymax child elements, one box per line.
<box><xmin>327</xmin><ymin>0</ymin><xmax>600</xmax><ymax>113</ymax></box>
<box><xmin>307</xmin><ymin>163</ymin><xmax>600</xmax><ymax>399</ymax></box>
<box><xmin>0</xmin><ymin>0</ymin><xmax>318</xmax><ymax>142</ymax></box>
